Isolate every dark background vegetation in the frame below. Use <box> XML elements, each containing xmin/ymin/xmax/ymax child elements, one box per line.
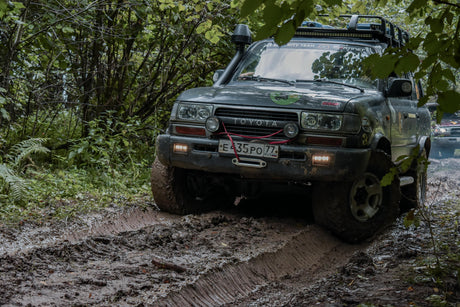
<box><xmin>0</xmin><ymin>0</ymin><xmax>238</xmax><ymax>218</ymax></box>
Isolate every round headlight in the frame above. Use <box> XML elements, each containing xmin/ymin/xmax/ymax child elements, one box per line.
<box><xmin>205</xmin><ymin>116</ymin><xmax>220</xmax><ymax>132</ymax></box>
<box><xmin>284</xmin><ymin>122</ymin><xmax>299</xmax><ymax>138</ymax></box>
<box><xmin>302</xmin><ymin>114</ymin><xmax>318</xmax><ymax>129</ymax></box>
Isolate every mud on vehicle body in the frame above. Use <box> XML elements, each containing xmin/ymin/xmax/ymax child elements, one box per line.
<box><xmin>151</xmin><ymin>15</ymin><xmax>432</xmax><ymax>243</ymax></box>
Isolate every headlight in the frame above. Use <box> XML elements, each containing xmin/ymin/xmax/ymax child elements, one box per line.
<box><xmin>177</xmin><ymin>103</ymin><xmax>213</xmax><ymax>122</ymax></box>
<box><xmin>301</xmin><ymin>112</ymin><xmax>342</xmax><ymax>131</ymax></box>
<box><xmin>284</xmin><ymin>122</ymin><xmax>299</xmax><ymax>138</ymax></box>
<box><xmin>205</xmin><ymin>116</ymin><xmax>220</xmax><ymax>132</ymax></box>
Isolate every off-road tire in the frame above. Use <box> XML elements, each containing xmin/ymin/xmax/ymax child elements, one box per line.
<box><xmin>400</xmin><ymin>150</ymin><xmax>428</xmax><ymax>211</ymax></box>
<box><xmin>150</xmin><ymin>158</ymin><xmax>221</xmax><ymax>214</ymax></box>
<box><xmin>312</xmin><ymin>150</ymin><xmax>400</xmax><ymax>243</ymax></box>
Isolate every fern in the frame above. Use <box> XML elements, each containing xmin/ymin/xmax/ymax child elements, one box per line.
<box><xmin>7</xmin><ymin>138</ymin><xmax>50</xmax><ymax>171</ymax></box>
<box><xmin>0</xmin><ymin>164</ymin><xmax>29</xmax><ymax>202</ymax></box>
<box><xmin>0</xmin><ymin>138</ymin><xmax>49</xmax><ymax>203</ymax></box>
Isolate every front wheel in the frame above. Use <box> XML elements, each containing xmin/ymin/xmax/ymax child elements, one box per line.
<box><xmin>150</xmin><ymin>158</ymin><xmax>230</xmax><ymax>214</ymax></box>
<box><xmin>312</xmin><ymin>151</ymin><xmax>400</xmax><ymax>243</ymax></box>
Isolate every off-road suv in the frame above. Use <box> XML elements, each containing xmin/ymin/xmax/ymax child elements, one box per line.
<box><xmin>151</xmin><ymin>15</ymin><xmax>431</xmax><ymax>242</ymax></box>
<box><xmin>428</xmin><ymin>103</ymin><xmax>460</xmax><ymax>158</ymax></box>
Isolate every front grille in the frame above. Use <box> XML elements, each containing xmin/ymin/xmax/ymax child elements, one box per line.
<box><xmin>215</xmin><ymin>108</ymin><xmax>298</xmax><ymax>138</ymax></box>
<box><xmin>215</xmin><ymin>108</ymin><xmax>299</xmax><ymax>121</ymax></box>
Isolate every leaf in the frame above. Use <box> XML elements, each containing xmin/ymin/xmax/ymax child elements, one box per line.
<box><xmin>395</xmin><ymin>52</ymin><xmax>420</xmax><ymax>74</ymax></box>
<box><xmin>407</xmin><ymin>0</ymin><xmax>425</xmax><ymax>13</ymax></box>
<box><xmin>381</xmin><ymin>167</ymin><xmax>398</xmax><ymax>187</ymax></box>
<box><xmin>438</xmin><ymin>90</ymin><xmax>460</xmax><ymax>114</ymax></box>
<box><xmin>0</xmin><ymin>0</ymin><xmax>7</xmax><ymax>13</ymax></box>
<box><xmin>263</xmin><ymin>0</ymin><xmax>281</xmax><ymax>27</ymax></box>
<box><xmin>61</xmin><ymin>26</ymin><xmax>74</xmax><ymax>34</ymax></box>
<box><xmin>323</xmin><ymin>0</ymin><xmax>342</xmax><ymax>5</ymax></box>
<box><xmin>196</xmin><ymin>19</ymin><xmax>212</xmax><ymax>34</ymax></box>
<box><xmin>274</xmin><ymin>20</ymin><xmax>296</xmax><ymax>46</ymax></box>
<box><xmin>240</xmin><ymin>0</ymin><xmax>263</xmax><ymax>18</ymax></box>
<box><xmin>426</xmin><ymin>16</ymin><xmax>443</xmax><ymax>33</ymax></box>
<box><xmin>0</xmin><ymin>108</ymin><xmax>9</xmax><ymax>120</ymax></box>
<box><xmin>364</xmin><ymin>54</ymin><xmax>398</xmax><ymax>78</ymax></box>
<box><xmin>254</xmin><ymin>23</ymin><xmax>277</xmax><ymax>41</ymax></box>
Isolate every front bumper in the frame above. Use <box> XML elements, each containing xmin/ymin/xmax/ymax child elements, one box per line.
<box><xmin>156</xmin><ymin>134</ymin><xmax>371</xmax><ymax>182</ymax></box>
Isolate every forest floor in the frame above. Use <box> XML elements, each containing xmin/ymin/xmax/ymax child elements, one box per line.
<box><xmin>0</xmin><ymin>158</ymin><xmax>459</xmax><ymax>306</ymax></box>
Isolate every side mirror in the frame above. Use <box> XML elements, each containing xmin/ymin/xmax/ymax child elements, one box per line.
<box><xmin>386</xmin><ymin>78</ymin><xmax>412</xmax><ymax>97</ymax></box>
<box><xmin>231</xmin><ymin>24</ymin><xmax>252</xmax><ymax>47</ymax></box>
<box><xmin>213</xmin><ymin>69</ymin><xmax>225</xmax><ymax>83</ymax></box>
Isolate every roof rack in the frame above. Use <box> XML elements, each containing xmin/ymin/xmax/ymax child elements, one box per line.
<box><xmin>295</xmin><ymin>15</ymin><xmax>410</xmax><ymax>48</ymax></box>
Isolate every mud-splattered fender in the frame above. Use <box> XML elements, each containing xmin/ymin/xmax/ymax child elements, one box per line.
<box><xmin>370</xmin><ymin>133</ymin><xmax>391</xmax><ymax>155</ymax></box>
<box><xmin>418</xmin><ymin>136</ymin><xmax>431</xmax><ymax>156</ymax></box>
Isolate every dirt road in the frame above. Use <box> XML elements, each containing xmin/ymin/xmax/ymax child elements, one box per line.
<box><xmin>1</xmin><ymin>158</ymin><xmax>459</xmax><ymax>306</ymax></box>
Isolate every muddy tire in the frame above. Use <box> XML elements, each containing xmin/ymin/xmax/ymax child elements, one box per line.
<box><xmin>400</xmin><ymin>150</ymin><xmax>428</xmax><ymax>212</ymax></box>
<box><xmin>312</xmin><ymin>151</ymin><xmax>400</xmax><ymax>243</ymax></box>
<box><xmin>151</xmin><ymin>158</ymin><xmax>229</xmax><ymax>214</ymax></box>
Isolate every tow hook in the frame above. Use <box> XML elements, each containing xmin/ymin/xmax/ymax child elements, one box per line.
<box><xmin>232</xmin><ymin>157</ymin><xmax>267</xmax><ymax>168</ymax></box>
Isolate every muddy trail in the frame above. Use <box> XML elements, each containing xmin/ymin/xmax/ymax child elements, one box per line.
<box><xmin>1</xmin><ymin>158</ymin><xmax>459</xmax><ymax>306</ymax></box>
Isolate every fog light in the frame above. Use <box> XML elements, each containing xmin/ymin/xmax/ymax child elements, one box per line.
<box><xmin>284</xmin><ymin>122</ymin><xmax>299</xmax><ymax>138</ymax></box>
<box><xmin>173</xmin><ymin>143</ymin><xmax>189</xmax><ymax>153</ymax></box>
<box><xmin>205</xmin><ymin>116</ymin><xmax>220</xmax><ymax>132</ymax></box>
<box><xmin>312</xmin><ymin>154</ymin><xmax>331</xmax><ymax>166</ymax></box>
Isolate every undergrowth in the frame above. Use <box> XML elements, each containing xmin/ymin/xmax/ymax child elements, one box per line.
<box><xmin>404</xmin><ymin>179</ymin><xmax>460</xmax><ymax>306</ymax></box>
<box><xmin>0</xmin><ymin>166</ymin><xmax>152</xmax><ymax>226</ymax></box>
<box><xmin>0</xmin><ymin>112</ymin><xmax>158</xmax><ymax>226</ymax></box>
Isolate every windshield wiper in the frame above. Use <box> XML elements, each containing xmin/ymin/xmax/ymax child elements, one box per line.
<box><xmin>296</xmin><ymin>79</ymin><xmax>364</xmax><ymax>93</ymax></box>
<box><xmin>243</xmin><ymin>75</ymin><xmax>295</xmax><ymax>86</ymax></box>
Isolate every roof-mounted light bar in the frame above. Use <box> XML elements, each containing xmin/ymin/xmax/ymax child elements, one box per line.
<box><xmin>296</xmin><ymin>15</ymin><xmax>410</xmax><ymax>48</ymax></box>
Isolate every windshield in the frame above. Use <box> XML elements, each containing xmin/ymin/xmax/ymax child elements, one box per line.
<box><xmin>232</xmin><ymin>41</ymin><xmax>377</xmax><ymax>88</ymax></box>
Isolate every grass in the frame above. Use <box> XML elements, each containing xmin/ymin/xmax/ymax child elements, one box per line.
<box><xmin>0</xmin><ymin>166</ymin><xmax>153</xmax><ymax>226</ymax></box>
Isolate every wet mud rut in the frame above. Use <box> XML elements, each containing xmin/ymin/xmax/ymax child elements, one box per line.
<box><xmin>1</xmin><ymin>158</ymin><xmax>459</xmax><ymax>306</ymax></box>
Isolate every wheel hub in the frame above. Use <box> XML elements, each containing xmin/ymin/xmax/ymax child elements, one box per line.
<box><xmin>350</xmin><ymin>173</ymin><xmax>382</xmax><ymax>222</ymax></box>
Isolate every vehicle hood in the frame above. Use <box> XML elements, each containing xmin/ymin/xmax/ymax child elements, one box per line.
<box><xmin>177</xmin><ymin>84</ymin><xmax>377</xmax><ymax>112</ymax></box>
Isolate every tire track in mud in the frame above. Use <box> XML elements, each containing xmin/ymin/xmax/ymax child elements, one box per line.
<box><xmin>0</xmin><ymin>207</ymin><xmax>174</xmax><ymax>256</ymax></box>
<box><xmin>157</xmin><ymin>227</ymin><xmax>363</xmax><ymax>307</ymax></box>
<box><xmin>0</xmin><ymin>209</ymin><xmax>362</xmax><ymax>306</ymax></box>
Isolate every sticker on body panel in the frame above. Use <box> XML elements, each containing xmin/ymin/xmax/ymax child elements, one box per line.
<box><xmin>271</xmin><ymin>92</ymin><xmax>300</xmax><ymax>105</ymax></box>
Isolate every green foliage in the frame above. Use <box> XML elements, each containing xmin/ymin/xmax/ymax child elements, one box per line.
<box><xmin>66</xmin><ymin>113</ymin><xmax>154</xmax><ymax>174</ymax></box>
<box><xmin>0</xmin><ymin>166</ymin><xmax>152</xmax><ymax>225</ymax></box>
<box><xmin>0</xmin><ymin>0</ymin><xmax>236</xmax><ymax>223</ymax></box>
<box><xmin>235</xmin><ymin>0</ymin><xmax>460</xmax><ymax>114</ymax></box>
<box><xmin>0</xmin><ymin>138</ymin><xmax>49</xmax><ymax>203</ymax></box>
<box><xmin>403</xmin><ymin>180</ymin><xmax>460</xmax><ymax>305</ymax></box>
<box><xmin>381</xmin><ymin>146</ymin><xmax>425</xmax><ymax>187</ymax></box>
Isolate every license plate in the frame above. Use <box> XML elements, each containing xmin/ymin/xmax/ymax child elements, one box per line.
<box><xmin>218</xmin><ymin>140</ymin><xmax>279</xmax><ymax>158</ymax></box>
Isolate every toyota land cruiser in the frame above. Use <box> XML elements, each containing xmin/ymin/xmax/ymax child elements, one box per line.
<box><xmin>151</xmin><ymin>15</ymin><xmax>431</xmax><ymax>242</ymax></box>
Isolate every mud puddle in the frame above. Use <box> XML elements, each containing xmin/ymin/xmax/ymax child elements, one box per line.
<box><xmin>0</xmin><ymin>158</ymin><xmax>459</xmax><ymax>306</ymax></box>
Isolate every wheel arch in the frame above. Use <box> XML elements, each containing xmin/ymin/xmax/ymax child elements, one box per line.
<box><xmin>370</xmin><ymin>134</ymin><xmax>392</xmax><ymax>156</ymax></box>
<box><xmin>418</xmin><ymin>136</ymin><xmax>431</xmax><ymax>157</ymax></box>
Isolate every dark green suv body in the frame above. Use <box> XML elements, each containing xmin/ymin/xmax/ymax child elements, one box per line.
<box><xmin>151</xmin><ymin>15</ymin><xmax>431</xmax><ymax>242</ymax></box>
